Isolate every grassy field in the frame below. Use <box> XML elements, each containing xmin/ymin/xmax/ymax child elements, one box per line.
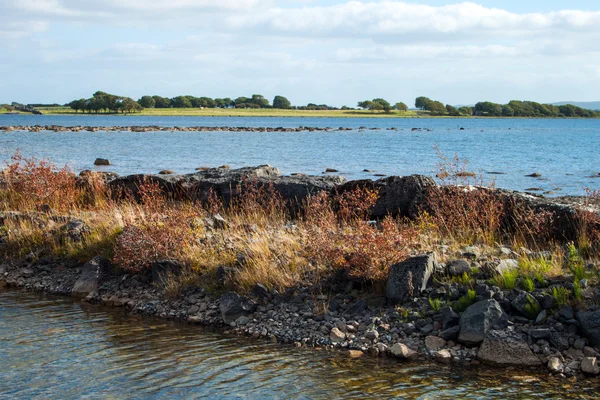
<box><xmin>31</xmin><ymin>106</ymin><xmax>428</xmax><ymax>118</ymax></box>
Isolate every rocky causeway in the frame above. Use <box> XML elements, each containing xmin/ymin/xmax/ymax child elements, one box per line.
<box><xmin>1</xmin><ymin>165</ymin><xmax>600</xmax><ymax>380</ymax></box>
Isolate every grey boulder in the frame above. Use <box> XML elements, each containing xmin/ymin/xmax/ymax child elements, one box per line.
<box><xmin>458</xmin><ymin>299</ymin><xmax>508</xmax><ymax>346</ymax></box>
<box><xmin>577</xmin><ymin>310</ymin><xmax>600</xmax><ymax>347</ymax></box>
<box><xmin>219</xmin><ymin>292</ymin><xmax>257</xmax><ymax>324</ymax></box>
<box><xmin>478</xmin><ymin>330</ymin><xmax>542</xmax><ymax>367</ymax></box>
<box><xmin>385</xmin><ymin>253</ymin><xmax>437</xmax><ymax>305</ymax></box>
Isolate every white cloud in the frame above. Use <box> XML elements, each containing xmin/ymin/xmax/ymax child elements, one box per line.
<box><xmin>2</xmin><ymin>1</ymin><xmax>600</xmax><ymax>105</ymax></box>
<box><xmin>0</xmin><ymin>21</ymin><xmax>49</xmax><ymax>39</ymax></box>
<box><xmin>225</xmin><ymin>1</ymin><xmax>600</xmax><ymax>40</ymax></box>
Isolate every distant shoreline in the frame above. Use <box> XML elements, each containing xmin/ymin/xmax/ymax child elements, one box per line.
<box><xmin>2</xmin><ymin>107</ymin><xmax>599</xmax><ymax>119</ymax></box>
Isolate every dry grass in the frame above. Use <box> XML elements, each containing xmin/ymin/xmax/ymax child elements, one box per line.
<box><xmin>1</xmin><ymin>153</ymin><xmax>598</xmax><ymax>298</ymax></box>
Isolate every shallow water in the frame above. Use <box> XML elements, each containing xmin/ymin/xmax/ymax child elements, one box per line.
<box><xmin>0</xmin><ymin>289</ymin><xmax>598</xmax><ymax>399</ymax></box>
<box><xmin>0</xmin><ymin>115</ymin><xmax>598</xmax><ymax>196</ymax></box>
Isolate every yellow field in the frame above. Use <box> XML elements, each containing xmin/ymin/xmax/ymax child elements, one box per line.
<box><xmin>32</xmin><ymin>106</ymin><xmax>428</xmax><ymax>118</ymax></box>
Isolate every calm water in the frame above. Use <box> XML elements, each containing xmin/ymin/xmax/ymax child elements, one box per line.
<box><xmin>0</xmin><ymin>115</ymin><xmax>599</xmax><ymax>196</ymax></box>
<box><xmin>1</xmin><ymin>289</ymin><xmax>597</xmax><ymax>399</ymax></box>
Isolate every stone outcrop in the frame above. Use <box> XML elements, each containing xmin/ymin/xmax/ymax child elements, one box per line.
<box><xmin>385</xmin><ymin>253</ymin><xmax>436</xmax><ymax>305</ymax></box>
<box><xmin>336</xmin><ymin>175</ymin><xmax>435</xmax><ymax>218</ymax></box>
<box><xmin>108</xmin><ymin>165</ymin><xmax>347</xmax><ymax>210</ymax></box>
<box><xmin>458</xmin><ymin>299</ymin><xmax>508</xmax><ymax>346</ymax></box>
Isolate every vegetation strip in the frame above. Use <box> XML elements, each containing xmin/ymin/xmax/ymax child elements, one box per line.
<box><xmin>3</xmin><ymin>91</ymin><xmax>599</xmax><ymax>118</ymax></box>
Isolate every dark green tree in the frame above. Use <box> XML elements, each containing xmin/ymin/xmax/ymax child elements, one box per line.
<box><xmin>415</xmin><ymin>96</ymin><xmax>432</xmax><ymax>110</ymax></box>
<box><xmin>445</xmin><ymin>104</ymin><xmax>460</xmax><ymax>116</ymax></box>
<box><xmin>138</xmin><ymin>96</ymin><xmax>155</xmax><ymax>108</ymax></box>
<box><xmin>395</xmin><ymin>102</ymin><xmax>408</xmax><ymax>112</ymax></box>
<box><xmin>171</xmin><ymin>96</ymin><xmax>192</xmax><ymax>108</ymax></box>
<box><xmin>273</xmin><ymin>95</ymin><xmax>291</xmax><ymax>109</ymax></box>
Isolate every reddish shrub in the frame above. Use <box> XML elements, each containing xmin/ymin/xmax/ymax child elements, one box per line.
<box><xmin>3</xmin><ymin>152</ymin><xmax>79</xmax><ymax>212</ymax></box>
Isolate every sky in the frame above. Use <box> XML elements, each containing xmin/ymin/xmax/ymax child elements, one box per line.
<box><xmin>2</xmin><ymin>0</ymin><xmax>600</xmax><ymax>107</ymax></box>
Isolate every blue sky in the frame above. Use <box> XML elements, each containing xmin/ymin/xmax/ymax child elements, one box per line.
<box><xmin>2</xmin><ymin>0</ymin><xmax>600</xmax><ymax>107</ymax></box>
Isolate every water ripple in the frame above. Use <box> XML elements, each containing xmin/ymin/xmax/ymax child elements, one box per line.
<box><xmin>1</xmin><ymin>289</ymin><xmax>599</xmax><ymax>399</ymax></box>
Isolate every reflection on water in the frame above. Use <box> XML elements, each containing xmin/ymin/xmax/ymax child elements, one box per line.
<box><xmin>0</xmin><ymin>289</ymin><xmax>598</xmax><ymax>399</ymax></box>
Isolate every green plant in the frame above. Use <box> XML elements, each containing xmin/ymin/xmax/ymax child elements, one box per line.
<box><xmin>490</xmin><ymin>268</ymin><xmax>519</xmax><ymax>290</ymax></box>
<box><xmin>429</xmin><ymin>297</ymin><xmax>443</xmax><ymax>312</ymax></box>
<box><xmin>523</xmin><ymin>296</ymin><xmax>541</xmax><ymax>319</ymax></box>
<box><xmin>520</xmin><ymin>277</ymin><xmax>535</xmax><ymax>292</ymax></box>
<box><xmin>395</xmin><ymin>306</ymin><xmax>410</xmax><ymax>320</ymax></box>
<box><xmin>518</xmin><ymin>256</ymin><xmax>555</xmax><ymax>278</ymax></box>
<box><xmin>450</xmin><ymin>271</ymin><xmax>474</xmax><ymax>287</ymax></box>
<box><xmin>573</xmin><ymin>281</ymin><xmax>583</xmax><ymax>302</ymax></box>
<box><xmin>567</xmin><ymin>243</ymin><xmax>586</xmax><ymax>281</ymax></box>
<box><xmin>454</xmin><ymin>289</ymin><xmax>477</xmax><ymax>312</ymax></box>
<box><xmin>552</xmin><ymin>286</ymin><xmax>570</xmax><ymax>307</ymax></box>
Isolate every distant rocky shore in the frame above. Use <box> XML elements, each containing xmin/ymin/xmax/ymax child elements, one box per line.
<box><xmin>0</xmin><ymin>125</ymin><xmax>385</xmax><ymax>133</ymax></box>
<box><xmin>1</xmin><ymin>165</ymin><xmax>600</xmax><ymax>380</ymax></box>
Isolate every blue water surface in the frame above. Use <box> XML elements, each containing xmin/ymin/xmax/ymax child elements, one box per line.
<box><xmin>0</xmin><ymin>114</ymin><xmax>598</xmax><ymax>196</ymax></box>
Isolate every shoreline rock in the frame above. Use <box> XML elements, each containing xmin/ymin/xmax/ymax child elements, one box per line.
<box><xmin>1</xmin><ymin>255</ymin><xmax>599</xmax><ymax>380</ymax></box>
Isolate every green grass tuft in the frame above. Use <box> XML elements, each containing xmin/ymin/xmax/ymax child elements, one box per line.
<box><xmin>453</xmin><ymin>289</ymin><xmax>477</xmax><ymax>312</ymax></box>
<box><xmin>490</xmin><ymin>268</ymin><xmax>519</xmax><ymax>290</ymax></box>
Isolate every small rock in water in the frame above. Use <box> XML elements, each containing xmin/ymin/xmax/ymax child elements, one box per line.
<box><xmin>581</xmin><ymin>357</ymin><xmax>600</xmax><ymax>375</ymax></box>
<box><xmin>323</xmin><ymin>168</ymin><xmax>339</xmax><ymax>173</ymax></box>
<box><xmin>330</xmin><ymin>327</ymin><xmax>346</xmax><ymax>343</ymax></box>
<box><xmin>347</xmin><ymin>350</ymin><xmax>364</xmax><ymax>358</ymax></box>
<box><xmin>94</xmin><ymin>158</ymin><xmax>111</xmax><ymax>166</ymax></box>
<box><xmin>526</xmin><ymin>173</ymin><xmax>542</xmax><ymax>178</ymax></box>
<box><xmin>158</xmin><ymin>170</ymin><xmax>176</xmax><ymax>175</ymax></box>
<box><xmin>425</xmin><ymin>336</ymin><xmax>446</xmax><ymax>350</ymax></box>
<box><xmin>547</xmin><ymin>357</ymin><xmax>564</xmax><ymax>373</ymax></box>
<box><xmin>390</xmin><ymin>343</ymin><xmax>418</xmax><ymax>360</ymax></box>
<box><xmin>435</xmin><ymin>349</ymin><xmax>452</xmax><ymax>363</ymax></box>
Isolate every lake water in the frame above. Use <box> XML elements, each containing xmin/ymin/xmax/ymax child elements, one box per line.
<box><xmin>1</xmin><ymin>289</ymin><xmax>597</xmax><ymax>399</ymax></box>
<box><xmin>0</xmin><ymin>115</ymin><xmax>598</xmax><ymax>196</ymax></box>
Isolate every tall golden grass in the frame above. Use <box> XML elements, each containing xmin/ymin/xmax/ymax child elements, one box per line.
<box><xmin>1</xmin><ymin>153</ymin><xmax>598</xmax><ymax>296</ymax></box>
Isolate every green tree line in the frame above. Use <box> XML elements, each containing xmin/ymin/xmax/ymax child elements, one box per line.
<box><xmin>68</xmin><ymin>91</ymin><xmax>143</xmax><ymax>114</ymax></box>
<box><xmin>64</xmin><ymin>91</ymin><xmax>600</xmax><ymax>117</ymax></box>
<box><xmin>413</xmin><ymin>96</ymin><xmax>600</xmax><ymax>118</ymax></box>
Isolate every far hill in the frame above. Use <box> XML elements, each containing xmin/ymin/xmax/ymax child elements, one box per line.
<box><xmin>552</xmin><ymin>101</ymin><xmax>600</xmax><ymax>111</ymax></box>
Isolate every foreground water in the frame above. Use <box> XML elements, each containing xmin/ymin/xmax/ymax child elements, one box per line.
<box><xmin>0</xmin><ymin>115</ymin><xmax>598</xmax><ymax>196</ymax></box>
<box><xmin>1</xmin><ymin>290</ymin><xmax>598</xmax><ymax>399</ymax></box>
